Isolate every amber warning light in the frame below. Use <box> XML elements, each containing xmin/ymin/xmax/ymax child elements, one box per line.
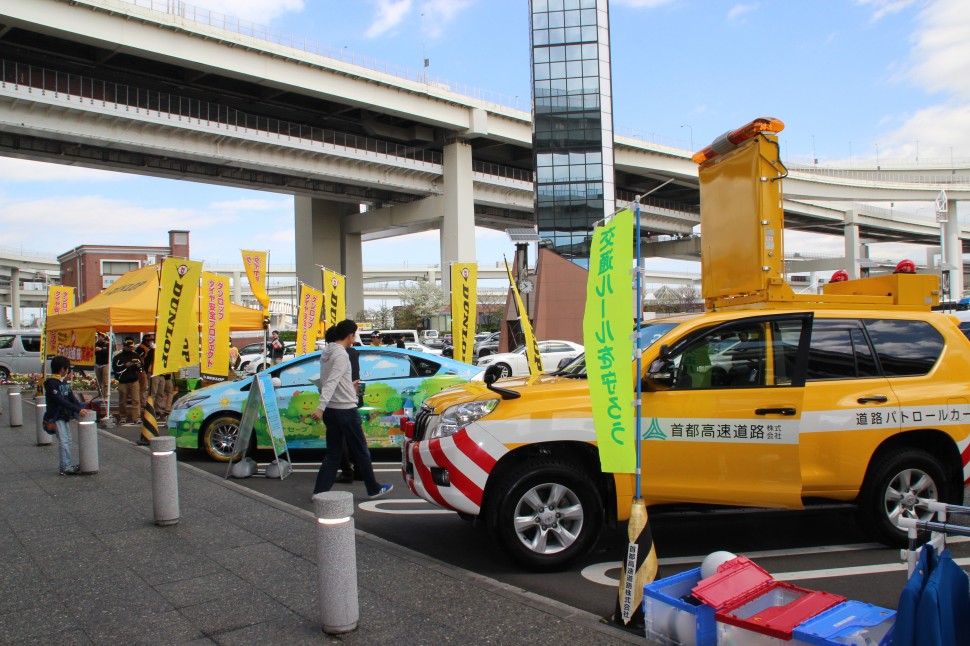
<box><xmin>691</xmin><ymin>117</ymin><xmax>785</xmax><ymax>165</ymax></box>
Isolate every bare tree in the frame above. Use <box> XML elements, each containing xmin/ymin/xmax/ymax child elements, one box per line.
<box><xmin>675</xmin><ymin>285</ymin><xmax>701</xmax><ymax>311</ymax></box>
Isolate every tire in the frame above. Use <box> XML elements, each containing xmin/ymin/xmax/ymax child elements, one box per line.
<box><xmin>856</xmin><ymin>447</ymin><xmax>948</xmax><ymax>547</ymax></box>
<box><xmin>201</xmin><ymin>414</ymin><xmax>242</xmax><ymax>462</ymax></box>
<box><xmin>494</xmin><ymin>363</ymin><xmax>512</xmax><ymax>378</ymax></box>
<box><xmin>0</xmin><ymin>366</ymin><xmax>9</xmax><ymax>382</ymax></box>
<box><xmin>488</xmin><ymin>458</ymin><xmax>603</xmax><ymax>570</ymax></box>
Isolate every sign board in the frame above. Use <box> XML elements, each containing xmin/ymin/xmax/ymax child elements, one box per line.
<box><xmin>225</xmin><ymin>373</ymin><xmax>291</xmax><ymax>479</ymax></box>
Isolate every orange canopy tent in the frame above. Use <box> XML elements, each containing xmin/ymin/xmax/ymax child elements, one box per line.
<box><xmin>46</xmin><ymin>265</ymin><xmax>265</xmax><ymax>333</ymax></box>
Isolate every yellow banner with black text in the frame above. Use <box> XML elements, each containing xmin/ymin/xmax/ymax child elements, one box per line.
<box><xmin>449</xmin><ymin>263</ymin><xmax>477</xmax><ymax>364</ymax></box>
<box><xmin>504</xmin><ymin>260</ymin><xmax>542</xmax><ymax>376</ymax></box>
<box><xmin>153</xmin><ymin>258</ymin><xmax>203</xmax><ymax>374</ymax></box>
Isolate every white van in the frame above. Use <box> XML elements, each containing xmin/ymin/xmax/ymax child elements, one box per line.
<box><xmin>421</xmin><ymin>330</ymin><xmax>439</xmax><ymax>341</ymax></box>
<box><xmin>0</xmin><ymin>329</ymin><xmax>43</xmax><ymax>381</ymax></box>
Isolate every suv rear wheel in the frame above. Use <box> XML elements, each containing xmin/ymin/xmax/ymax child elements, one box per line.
<box><xmin>857</xmin><ymin>447</ymin><xmax>948</xmax><ymax>547</ymax></box>
<box><xmin>488</xmin><ymin>457</ymin><xmax>603</xmax><ymax>570</ymax></box>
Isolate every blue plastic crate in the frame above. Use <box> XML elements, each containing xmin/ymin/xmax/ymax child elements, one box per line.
<box><xmin>792</xmin><ymin>600</ymin><xmax>895</xmax><ymax>645</ymax></box>
<box><xmin>643</xmin><ymin>567</ymin><xmax>716</xmax><ymax>646</ymax></box>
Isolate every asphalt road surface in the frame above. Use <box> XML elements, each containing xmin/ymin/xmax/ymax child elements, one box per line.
<box><xmin>108</xmin><ymin>424</ymin><xmax>970</xmax><ymax>621</ymax></box>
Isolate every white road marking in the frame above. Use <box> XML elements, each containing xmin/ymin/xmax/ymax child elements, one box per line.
<box><xmin>580</xmin><ymin>537</ymin><xmax>970</xmax><ymax>586</ymax></box>
<box><xmin>358</xmin><ymin>498</ymin><xmax>453</xmax><ymax>515</ymax></box>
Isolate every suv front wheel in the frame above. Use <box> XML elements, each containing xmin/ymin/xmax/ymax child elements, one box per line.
<box><xmin>488</xmin><ymin>457</ymin><xmax>603</xmax><ymax>570</ymax></box>
<box><xmin>857</xmin><ymin>447</ymin><xmax>948</xmax><ymax>547</ymax></box>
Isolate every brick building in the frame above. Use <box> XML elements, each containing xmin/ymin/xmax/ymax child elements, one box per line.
<box><xmin>57</xmin><ymin>230</ymin><xmax>190</xmax><ymax>304</ymax></box>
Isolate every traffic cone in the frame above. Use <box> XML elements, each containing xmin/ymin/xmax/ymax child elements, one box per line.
<box><xmin>139</xmin><ymin>395</ymin><xmax>159</xmax><ymax>446</ymax></box>
<box><xmin>612</xmin><ymin>498</ymin><xmax>658</xmax><ymax>630</ymax></box>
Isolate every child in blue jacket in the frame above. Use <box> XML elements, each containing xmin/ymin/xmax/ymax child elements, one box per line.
<box><xmin>44</xmin><ymin>355</ymin><xmax>90</xmax><ymax>475</ymax></box>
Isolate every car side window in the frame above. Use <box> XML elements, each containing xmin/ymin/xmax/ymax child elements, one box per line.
<box><xmin>864</xmin><ymin>319</ymin><xmax>943</xmax><ymax>377</ymax></box>
<box><xmin>806</xmin><ymin>320</ymin><xmax>879</xmax><ymax>380</ymax></box>
<box><xmin>278</xmin><ymin>357</ymin><xmax>318</xmax><ymax>388</ymax></box>
<box><xmin>411</xmin><ymin>356</ymin><xmax>440</xmax><ymax>377</ymax></box>
<box><xmin>21</xmin><ymin>336</ymin><xmax>41</xmax><ymax>352</ymax></box>
<box><xmin>359</xmin><ymin>352</ymin><xmax>414</xmax><ymax>380</ymax></box>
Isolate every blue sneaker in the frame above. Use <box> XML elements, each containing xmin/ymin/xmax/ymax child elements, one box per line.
<box><xmin>369</xmin><ymin>484</ymin><xmax>393</xmax><ymax>499</ymax></box>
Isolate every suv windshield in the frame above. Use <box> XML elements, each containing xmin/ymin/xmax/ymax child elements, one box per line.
<box><xmin>556</xmin><ymin>321</ymin><xmax>679</xmax><ymax>378</ymax></box>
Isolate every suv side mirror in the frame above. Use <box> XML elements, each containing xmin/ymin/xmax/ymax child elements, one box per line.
<box><xmin>642</xmin><ymin>358</ymin><xmax>675</xmax><ymax>392</ymax></box>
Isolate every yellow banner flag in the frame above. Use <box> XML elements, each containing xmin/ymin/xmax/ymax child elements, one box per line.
<box><xmin>296</xmin><ymin>284</ymin><xmax>324</xmax><ymax>356</ymax></box>
<box><xmin>200</xmin><ymin>272</ymin><xmax>231</xmax><ymax>381</ymax></box>
<box><xmin>583</xmin><ymin>209</ymin><xmax>635</xmax><ymax>473</ymax></box>
<box><xmin>322</xmin><ymin>268</ymin><xmax>346</xmax><ymax>330</ymax></box>
<box><xmin>154</xmin><ymin>258</ymin><xmax>203</xmax><ymax>374</ymax></box>
<box><xmin>450</xmin><ymin>263</ymin><xmax>477</xmax><ymax>364</ymax></box>
<box><xmin>504</xmin><ymin>259</ymin><xmax>542</xmax><ymax>375</ymax></box>
<box><xmin>42</xmin><ymin>286</ymin><xmax>75</xmax><ymax>363</ymax></box>
<box><xmin>241</xmin><ymin>250</ymin><xmax>270</xmax><ymax>311</ymax></box>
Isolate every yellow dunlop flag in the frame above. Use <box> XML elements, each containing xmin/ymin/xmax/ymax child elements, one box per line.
<box><xmin>322</xmin><ymin>268</ymin><xmax>346</xmax><ymax>330</ymax></box>
<box><xmin>154</xmin><ymin>258</ymin><xmax>203</xmax><ymax>374</ymax></box>
<box><xmin>296</xmin><ymin>283</ymin><xmax>324</xmax><ymax>356</ymax></box>
<box><xmin>450</xmin><ymin>263</ymin><xmax>478</xmax><ymax>364</ymax></box>
<box><xmin>200</xmin><ymin>272</ymin><xmax>231</xmax><ymax>381</ymax></box>
<box><xmin>583</xmin><ymin>209</ymin><xmax>635</xmax><ymax>473</ymax></box>
<box><xmin>241</xmin><ymin>250</ymin><xmax>270</xmax><ymax>311</ymax></box>
<box><xmin>42</xmin><ymin>286</ymin><xmax>75</xmax><ymax>362</ymax></box>
<box><xmin>504</xmin><ymin>259</ymin><xmax>542</xmax><ymax>375</ymax></box>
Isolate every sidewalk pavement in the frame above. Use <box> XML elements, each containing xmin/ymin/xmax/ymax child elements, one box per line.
<box><xmin>0</xmin><ymin>392</ymin><xmax>644</xmax><ymax>645</ymax></box>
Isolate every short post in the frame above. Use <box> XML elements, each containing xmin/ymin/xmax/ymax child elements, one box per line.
<box><xmin>78</xmin><ymin>416</ymin><xmax>99</xmax><ymax>474</ymax></box>
<box><xmin>8</xmin><ymin>391</ymin><xmax>23</xmax><ymax>426</ymax></box>
<box><xmin>313</xmin><ymin>491</ymin><xmax>358</xmax><ymax>634</ymax></box>
<box><xmin>150</xmin><ymin>436</ymin><xmax>179</xmax><ymax>526</ymax></box>
<box><xmin>35</xmin><ymin>402</ymin><xmax>51</xmax><ymax>446</ymax></box>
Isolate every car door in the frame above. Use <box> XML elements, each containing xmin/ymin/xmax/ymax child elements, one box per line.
<box><xmin>270</xmin><ymin>355</ymin><xmax>324</xmax><ymax>449</ymax></box>
<box><xmin>15</xmin><ymin>335</ymin><xmax>42</xmax><ymax>375</ymax></box>
<box><xmin>358</xmin><ymin>350</ymin><xmax>424</xmax><ymax>446</ymax></box>
<box><xmin>640</xmin><ymin>314</ymin><xmax>811</xmax><ymax>509</ymax></box>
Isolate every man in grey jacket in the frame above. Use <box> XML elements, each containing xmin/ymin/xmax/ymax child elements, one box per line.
<box><xmin>310</xmin><ymin>319</ymin><xmax>393</xmax><ymax>498</ymax></box>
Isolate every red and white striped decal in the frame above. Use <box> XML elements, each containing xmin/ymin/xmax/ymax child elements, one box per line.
<box><xmin>960</xmin><ymin>436</ymin><xmax>970</xmax><ymax>486</ymax></box>
<box><xmin>409</xmin><ymin>422</ymin><xmax>509</xmax><ymax>516</ymax></box>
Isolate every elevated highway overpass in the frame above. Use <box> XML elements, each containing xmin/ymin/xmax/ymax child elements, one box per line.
<box><xmin>1</xmin><ymin>0</ymin><xmax>969</xmax><ymax>311</ymax></box>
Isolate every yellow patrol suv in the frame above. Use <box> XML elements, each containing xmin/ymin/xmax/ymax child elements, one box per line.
<box><xmin>401</xmin><ymin>119</ymin><xmax>970</xmax><ymax>570</ymax></box>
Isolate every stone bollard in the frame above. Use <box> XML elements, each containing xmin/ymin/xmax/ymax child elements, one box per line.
<box><xmin>35</xmin><ymin>403</ymin><xmax>51</xmax><ymax>446</ymax></box>
<box><xmin>8</xmin><ymin>391</ymin><xmax>23</xmax><ymax>426</ymax></box>
<box><xmin>150</xmin><ymin>436</ymin><xmax>179</xmax><ymax>526</ymax></box>
<box><xmin>313</xmin><ymin>491</ymin><xmax>358</xmax><ymax>634</ymax></box>
<box><xmin>78</xmin><ymin>416</ymin><xmax>99</xmax><ymax>474</ymax></box>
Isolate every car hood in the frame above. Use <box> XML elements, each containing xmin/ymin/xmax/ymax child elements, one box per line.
<box><xmin>422</xmin><ymin>373</ymin><xmax>583</xmax><ymax>411</ymax></box>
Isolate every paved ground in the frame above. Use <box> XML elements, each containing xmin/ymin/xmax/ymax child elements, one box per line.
<box><xmin>0</xmin><ymin>391</ymin><xmax>644</xmax><ymax>645</ymax></box>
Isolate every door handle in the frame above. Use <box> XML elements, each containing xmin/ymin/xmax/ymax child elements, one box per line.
<box><xmin>755</xmin><ymin>407</ymin><xmax>796</xmax><ymax>416</ymax></box>
<box><xmin>857</xmin><ymin>395</ymin><xmax>888</xmax><ymax>404</ymax></box>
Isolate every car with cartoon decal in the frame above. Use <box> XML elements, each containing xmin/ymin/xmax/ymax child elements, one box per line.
<box><xmin>167</xmin><ymin>346</ymin><xmax>480</xmax><ymax>460</ymax></box>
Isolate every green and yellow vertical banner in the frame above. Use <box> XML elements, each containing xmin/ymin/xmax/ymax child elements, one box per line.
<box><xmin>42</xmin><ymin>285</ymin><xmax>75</xmax><ymax>362</ymax></box>
<box><xmin>296</xmin><ymin>283</ymin><xmax>324</xmax><ymax>356</ymax></box>
<box><xmin>241</xmin><ymin>249</ymin><xmax>270</xmax><ymax>311</ymax></box>
<box><xmin>322</xmin><ymin>268</ymin><xmax>346</xmax><ymax>331</ymax></box>
<box><xmin>200</xmin><ymin>272</ymin><xmax>231</xmax><ymax>381</ymax></box>
<box><xmin>154</xmin><ymin>258</ymin><xmax>203</xmax><ymax>375</ymax></box>
<box><xmin>504</xmin><ymin>259</ymin><xmax>542</xmax><ymax>376</ymax></box>
<box><xmin>583</xmin><ymin>209</ymin><xmax>635</xmax><ymax>474</ymax></box>
<box><xmin>450</xmin><ymin>263</ymin><xmax>477</xmax><ymax>365</ymax></box>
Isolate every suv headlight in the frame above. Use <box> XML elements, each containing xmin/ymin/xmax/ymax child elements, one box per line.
<box><xmin>174</xmin><ymin>395</ymin><xmax>210</xmax><ymax>410</ymax></box>
<box><xmin>429</xmin><ymin>399</ymin><xmax>498</xmax><ymax>439</ymax></box>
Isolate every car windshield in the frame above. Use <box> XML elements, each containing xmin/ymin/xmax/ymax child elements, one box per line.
<box><xmin>555</xmin><ymin>321</ymin><xmax>679</xmax><ymax>378</ymax></box>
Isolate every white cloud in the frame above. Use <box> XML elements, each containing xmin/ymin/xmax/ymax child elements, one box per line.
<box><xmin>185</xmin><ymin>0</ymin><xmax>304</xmax><ymax>23</ymax></box>
<box><xmin>420</xmin><ymin>0</ymin><xmax>475</xmax><ymax>39</ymax></box>
<box><xmin>610</xmin><ymin>0</ymin><xmax>675</xmax><ymax>7</ymax></box>
<box><xmin>855</xmin><ymin>0</ymin><xmax>919</xmax><ymax>22</ymax></box>
<box><xmin>366</xmin><ymin>0</ymin><xmax>413</xmax><ymax>39</ymax></box>
<box><xmin>727</xmin><ymin>3</ymin><xmax>756</xmax><ymax>21</ymax></box>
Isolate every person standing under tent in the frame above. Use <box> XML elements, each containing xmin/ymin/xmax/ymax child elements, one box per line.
<box><xmin>136</xmin><ymin>333</ymin><xmax>155</xmax><ymax>408</ymax></box>
<box><xmin>112</xmin><ymin>337</ymin><xmax>142</xmax><ymax>425</ymax></box>
<box><xmin>94</xmin><ymin>332</ymin><xmax>110</xmax><ymax>398</ymax></box>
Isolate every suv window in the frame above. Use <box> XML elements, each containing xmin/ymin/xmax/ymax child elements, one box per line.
<box><xmin>0</xmin><ymin>335</ymin><xmax>13</xmax><ymax>350</ymax></box>
<box><xmin>20</xmin><ymin>336</ymin><xmax>41</xmax><ymax>352</ymax></box>
<box><xmin>806</xmin><ymin>320</ymin><xmax>878</xmax><ymax>381</ymax></box>
<box><xmin>864</xmin><ymin>319</ymin><xmax>943</xmax><ymax>377</ymax></box>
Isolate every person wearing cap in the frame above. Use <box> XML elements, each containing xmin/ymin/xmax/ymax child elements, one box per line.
<box><xmin>136</xmin><ymin>333</ymin><xmax>155</xmax><ymax>408</ymax></box>
<box><xmin>94</xmin><ymin>332</ymin><xmax>110</xmax><ymax>398</ymax></box>
<box><xmin>112</xmin><ymin>337</ymin><xmax>143</xmax><ymax>425</ymax></box>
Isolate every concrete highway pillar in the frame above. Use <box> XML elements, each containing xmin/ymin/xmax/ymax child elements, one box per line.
<box><xmin>944</xmin><ymin>201</ymin><xmax>963</xmax><ymax>300</ymax></box>
<box><xmin>313</xmin><ymin>491</ymin><xmax>358</xmax><ymax>634</ymax></box>
<box><xmin>10</xmin><ymin>267</ymin><xmax>20</xmax><ymax>329</ymax></box>
<box><xmin>35</xmin><ymin>402</ymin><xmax>51</xmax><ymax>446</ymax></box>
<box><xmin>441</xmin><ymin>140</ymin><xmax>477</xmax><ymax>296</ymax></box>
<box><xmin>231</xmin><ymin>271</ymin><xmax>242</xmax><ymax>305</ymax></box>
<box><xmin>294</xmin><ymin>198</ymin><xmax>364</xmax><ymax>318</ymax></box>
<box><xmin>78</xmin><ymin>417</ymin><xmax>99</xmax><ymax>474</ymax></box>
<box><xmin>150</xmin><ymin>435</ymin><xmax>180</xmax><ymax>526</ymax></box>
<box><xmin>843</xmin><ymin>210</ymin><xmax>862</xmax><ymax>279</ymax></box>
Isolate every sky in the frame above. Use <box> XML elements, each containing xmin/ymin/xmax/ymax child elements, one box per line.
<box><xmin>1</xmin><ymin>0</ymin><xmax>968</xmax><ymax>284</ymax></box>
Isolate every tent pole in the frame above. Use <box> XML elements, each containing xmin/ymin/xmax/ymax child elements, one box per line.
<box><xmin>105</xmin><ymin>324</ymin><xmax>114</xmax><ymax>427</ymax></box>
